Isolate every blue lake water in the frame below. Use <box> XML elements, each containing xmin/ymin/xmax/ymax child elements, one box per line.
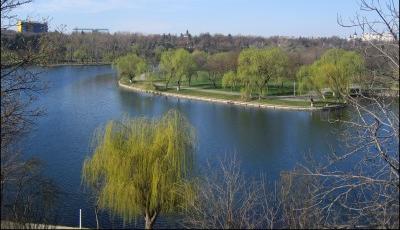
<box><xmin>20</xmin><ymin>65</ymin><xmax>346</xmax><ymax>228</ymax></box>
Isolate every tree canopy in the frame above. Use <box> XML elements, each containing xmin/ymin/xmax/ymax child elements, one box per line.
<box><xmin>82</xmin><ymin>110</ymin><xmax>196</xmax><ymax>229</ymax></box>
<box><xmin>113</xmin><ymin>53</ymin><xmax>147</xmax><ymax>81</ymax></box>
<box><xmin>205</xmin><ymin>51</ymin><xmax>238</xmax><ymax>88</ymax></box>
<box><xmin>160</xmin><ymin>48</ymin><xmax>195</xmax><ymax>90</ymax></box>
<box><xmin>297</xmin><ymin>48</ymin><xmax>364</xmax><ymax>99</ymax></box>
<box><xmin>238</xmin><ymin>47</ymin><xmax>289</xmax><ymax>99</ymax></box>
<box><xmin>222</xmin><ymin>71</ymin><xmax>240</xmax><ymax>91</ymax></box>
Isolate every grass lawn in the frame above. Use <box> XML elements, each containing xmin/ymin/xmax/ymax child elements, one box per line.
<box><xmin>126</xmin><ymin>79</ymin><xmax>345</xmax><ymax>108</ymax></box>
<box><xmin>164</xmin><ymin>88</ymin><xmax>334</xmax><ymax>108</ymax></box>
<box><xmin>165</xmin><ymin>88</ymin><xmax>241</xmax><ymax>100</ymax></box>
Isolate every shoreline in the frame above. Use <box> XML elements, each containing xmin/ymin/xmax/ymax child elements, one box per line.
<box><xmin>1</xmin><ymin>221</ymin><xmax>85</xmax><ymax>229</ymax></box>
<box><xmin>118</xmin><ymin>81</ymin><xmax>346</xmax><ymax>111</ymax></box>
<box><xmin>40</xmin><ymin>63</ymin><xmax>111</xmax><ymax>67</ymax></box>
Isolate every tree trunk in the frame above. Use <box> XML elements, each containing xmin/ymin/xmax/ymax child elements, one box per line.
<box><xmin>210</xmin><ymin>73</ymin><xmax>217</xmax><ymax>88</ymax></box>
<box><xmin>145</xmin><ymin>214</ymin><xmax>153</xmax><ymax>229</ymax></box>
<box><xmin>165</xmin><ymin>73</ymin><xmax>173</xmax><ymax>90</ymax></box>
<box><xmin>95</xmin><ymin>206</ymin><xmax>100</xmax><ymax>229</ymax></box>
<box><xmin>144</xmin><ymin>211</ymin><xmax>157</xmax><ymax>229</ymax></box>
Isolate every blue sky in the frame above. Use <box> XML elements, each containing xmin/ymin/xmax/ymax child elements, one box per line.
<box><xmin>14</xmin><ymin>0</ymin><xmax>363</xmax><ymax>37</ymax></box>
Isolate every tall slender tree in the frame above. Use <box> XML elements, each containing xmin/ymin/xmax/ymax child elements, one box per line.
<box><xmin>174</xmin><ymin>48</ymin><xmax>195</xmax><ymax>90</ymax></box>
<box><xmin>238</xmin><ymin>48</ymin><xmax>288</xmax><ymax>99</ymax></box>
<box><xmin>113</xmin><ymin>53</ymin><xmax>147</xmax><ymax>82</ymax></box>
<box><xmin>82</xmin><ymin>110</ymin><xmax>196</xmax><ymax>229</ymax></box>
<box><xmin>160</xmin><ymin>49</ymin><xmax>195</xmax><ymax>90</ymax></box>
<box><xmin>160</xmin><ymin>50</ymin><xmax>175</xmax><ymax>89</ymax></box>
<box><xmin>205</xmin><ymin>51</ymin><xmax>238</xmax><ymax>88</ymax></box>
<box><xmin>297</xmin><ymin>48</ymin><xmax>364</xmax><ymax>99</ymax></box>
<box><xmin>222</xmin><ymin>71</ymin><xmax>241</xmax><ymax>91</ymax></box>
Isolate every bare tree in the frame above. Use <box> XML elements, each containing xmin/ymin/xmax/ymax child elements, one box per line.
<box><xmin>1</xmin><ymin>0</ymin><xmax>32</xmax><ymax>29</ymax></box>
<box><xmin>1</xmin><ymin>158</ymin><xmax>60</xmax><ymax>229</ymax></box>
<box><xmin>180</xmin><ymin>154</ymin><xmax>332</xmax><ymax>229</ymax></box>
<box><xmin>82</xmin><ymin>180</ymin><xmax>103</xmax><ymax>229</ymax></box>
<box><xmin>1</xmin><ymin>1</ymin><xmax>60</xmax><ymax>228</ymax></box>
<box><xmin>1</xmin><ymin>38</ymin><xmax>48</xmax><ymax>200</ymax></box>
<box><xmin>181</xmin><ymin>154</ymin><xmax>267</xmax><ymax>229</ymax></box>
<box><xmin>288</xmin><ymin>0</ymin><xmax>399</xmax><ymax>228</ymax></box>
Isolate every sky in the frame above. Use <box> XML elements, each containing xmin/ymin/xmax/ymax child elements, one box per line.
<box><xmin>13</xmin><ymin>0</ymin><xmax>365</xmax><ymax>37</ymax></box>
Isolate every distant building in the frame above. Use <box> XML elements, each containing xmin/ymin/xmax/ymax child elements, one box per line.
<box><xmin>347</xmin><ymin>31</ymin><xmax>395</xmax><ymax>42</ymax></box>
<box><xmin>361</xmin><ymin>32</ymin><xmax>395</xmax><ymax>42</ymax></box>
<box><xmin>72</xmin><ymin>28</ymin><xmax>109</xmax><ymax>33</ymax></box>
<box><xmin>17</xmin><ymin>20</ymin><xmax>48</xmax><ymax>33</ymax></box>
<box><xmin>347</xmin><ymin>31</ymin><xmax>358</xmax><ymax>41</ymax></box>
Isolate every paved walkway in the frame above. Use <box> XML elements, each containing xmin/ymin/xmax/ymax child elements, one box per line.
<box><xmin>182</xmin><ymin>86</ymin><xmax>240</xmax><ymax>96</ymax></box>
<box><xmin>120</xmin><ymin>81</ymin><xmax>340</xmax><ymax>111</ymax></box>
<box><xmin>154</xmin><ymin>83</ymin><xmax>311</xmax><ymax>100</ymax></box>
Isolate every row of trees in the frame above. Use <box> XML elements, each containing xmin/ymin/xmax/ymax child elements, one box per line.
<box><xmin>1</xmin><ymin>28</ymin><xmax>356</xmax><ymax>65</ymax></box>
<box><xmin>115</xmin><ymin>46</ymin><xmax>366</xmax><ymax>101</ymax></box>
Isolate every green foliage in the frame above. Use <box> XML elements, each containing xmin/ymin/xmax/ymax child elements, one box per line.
<box><xmin>240</xmin><ymin>86</ymin><xmax>253</xmax><ymax>101</ymax></box>
<box><xmin>222</xmin><ymin>71</ymin><xmax>240</xmax><ymax>91</ymax></box>
<box><xmin>160</xmin><ymin>50</ymin><xmax>174</xmax><ymax>72</ymax></box>
<box><xmin>154</xmin><ymin>45</ymin><xmax>166</xmax><ymax>63</ymax></box>
<box><xmin>38</xmin><ymin>32</ymin><xmax>69</xmax><ymax>64</ymax></box>
<box><xmin>113</xmin><ymin>53</ymin><xmax>147</xmax><ymax>81</ymax></box>
<box><xmin>2</xmin><ymin>31</ymin><xmax>358</xmax><ymax>65</ymax></box>
<box><xmin>143</xmin><ymin>82</ymin><xmax>156</xmax><ymax>90</ymax></box>
<box><xmin>296</xmin><ymin>65</ymin><xmax>325</xmax><ymax>97</ymax></box>
<box><xmin>192</xmin><ymin>50</ymin><xmax>207</xmax><ymax>70</ymax></box>
<box><xmin>102</xmin><ymin>53</ymin><xmax>117</xmax><ymax>63</ymax></box>
<box><xmin>238</xmin><ymin>47</ymin><xmax>289</xmax><ymax>99</ymax></box>
<box><xmin>73</xmin><ymin>47</ymin><xmax>89</xmax><ymax>63</ymax></box>
<box><xmin>160</xmin><ymin>48</ymin><xmax>195</xmax><ymax>89</ymax></box>
<box><xmin>297</xmin><ymin>48</ymin><xmax>364</xmax><ymax>98</ymax></box>
<box><xmin>1</xmin><ymin>46</ymin><xmax>19</xmax><ymax>65</ymax></box>
<box><xmin>205</xmin><ymin>51</ymin><xmax>238</xmax><ymax>87</ymax></box>
<box><xmin>175</xmin><ymin>49</ymin><xmax>196</xmax><ymax>88</ymax></box>
<box><xmin>82</xmin><ymin>110</ymin><xmax>196</xmax><ymax>225</ymax></box>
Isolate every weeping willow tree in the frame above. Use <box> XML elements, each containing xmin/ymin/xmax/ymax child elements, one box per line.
<box><xmin>296</xmin><ymin>49</ymin><xmax>364</xmax><ymax>100</ymax></box>
<box><xmin>82</xmin><ymin>110</ymin><xmax>196</xmax><ymax>229</ymax></box>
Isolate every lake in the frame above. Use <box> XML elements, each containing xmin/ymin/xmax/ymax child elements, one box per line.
<box><xmin>20</xmin><ymin>65</ymin><xmax>346</xmax><ymax>228</ymax></box>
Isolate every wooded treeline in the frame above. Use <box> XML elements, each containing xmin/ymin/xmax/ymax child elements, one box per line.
<box><xmin>1</xmin><ymin>29</ymin><xmax>354</xmax><ymax>65</ymax></box>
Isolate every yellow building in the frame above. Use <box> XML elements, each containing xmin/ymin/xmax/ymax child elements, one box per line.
<box><xmin>17</xmin><ymin>20</ymin><xmax>48</xmax><ymax>33</ymax></box>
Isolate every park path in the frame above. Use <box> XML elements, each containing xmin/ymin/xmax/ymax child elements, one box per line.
<box><xmin>182</xmin><ymin>86</ymin><xmax>240</xmax><ymax>95</ymax></box>
<box><xmin>153</xmin><ymin>82</ymin><xmax>239</xmax><ymax>95</ymax></box>
<box><xmin>153</xmin><ymin>82</ymin><xmax>311</xmax><ymax>101</ymax></box>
